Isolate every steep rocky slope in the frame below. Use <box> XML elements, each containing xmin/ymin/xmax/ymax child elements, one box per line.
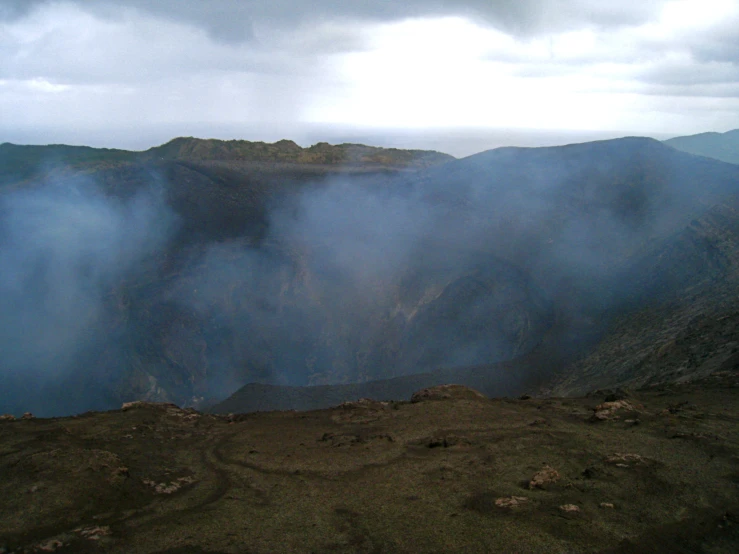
<box><xmin>544</xmin><ymin>195</ymin><xmax>739</xmax><ymax>396</ymax></box>
<box><xmin>3</xmin><ymin>136</ymin><xmax>739</xmax><ymax>416</ymax></box>
<box><xmin>215</xmin><ymin>138</ymin><xmax>739</xmax><ymax>413</ymax></box>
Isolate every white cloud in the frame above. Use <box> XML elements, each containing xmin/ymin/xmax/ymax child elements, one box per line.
<box><xmin>0</xmin><ymin>0</ymin><xmax>737</xmax><ymax>146</ymax></box>
<box><xmin>306</xmin><ymin>12</ymin><xmax>739</xmax><ymax>133</ymax></box>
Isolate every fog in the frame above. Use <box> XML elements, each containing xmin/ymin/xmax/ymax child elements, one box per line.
<box><xmin>1</xmin><ymin>136</ymin><xmax>736</xmax><ymax>416</ymax></box>
<box><xmin>0</xmin><ymin>177</ymin><xmax>177</xmax><ymax>415</ymax></box>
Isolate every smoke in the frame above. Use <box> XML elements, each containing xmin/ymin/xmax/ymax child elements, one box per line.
<box><xmin>0</xmin><ymin>176</ymin><xmax>177</xmax><ymax>415</ymax></box>
<box><xmin>170</xmin><ymin>167</ymin><xmax>558</xmax><ymax>393</ymax></box>
<box><xmin>168</xmin><ymin>178</ymin><xmax>445</xmax><ymax>389</ymax></box>
<box><xmin>2</xmin><ymin>137</ymin><xmax>734</xmax><ymax>416</ymax></box>
<box><xmin>168</xmin><ymin>139</ymin><xmax>736</xmax><ymax>403</ymax></box>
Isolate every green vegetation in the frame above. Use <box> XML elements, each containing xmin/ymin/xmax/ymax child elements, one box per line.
<box><xmin>145</xmin><ymin>137</ymin><xmax>454</xmax><ymax>167</ymax></box>
<box><xmin>0</xmin><ymin>137</ymin><xmax>454</xmax><ymax>188</ymax></box>
<box><xmin>0</xmin><ymin>143</ymin><xmax>137</xmax><ymax>187</ymax></box>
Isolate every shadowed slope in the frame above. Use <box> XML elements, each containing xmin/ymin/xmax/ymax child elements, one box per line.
<box><xmin>3</xmin><ymin>137</ymin><xmax>739</xmax><ymax>416</ymax></box>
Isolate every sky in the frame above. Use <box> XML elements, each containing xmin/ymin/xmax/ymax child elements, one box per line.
<box><xmin>1</xmin><ymin>0</ymin><xmax>738</xmax><ymax>156</ymax></box>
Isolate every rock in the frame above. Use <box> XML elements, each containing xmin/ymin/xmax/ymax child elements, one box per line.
<box><xmin>21</xmin><ymin>412</ymin><xmax>35</xmax><ymax>420</ymax></box>
<box><xmin>590</xmin><ymin>400</ymin><xmax>640</xmax><ymax>421</ymax></box>
<box><xmin>339</xmin><ymin>398</ymin><xmax>389</xmax><ymax>409</ymax></box>
<box><xmin>600</xmin><ymin>502</ymin><xmax>615</xmax><ymax>509</ymax></box>
<box><xmin>605</xmin><ymin>453</ymin><xmax>645</xmax><ymax>466</ymax></box>
<box><xmin>0</xmin><ymin>414</ymin><xmax>16</xmax><ymax>422</ymax></box>
<box><xmin>596</xmin><ymin>400</ymin><xmax>636</xmax><ymax>411</ymax></box>
<box><xmin>559</xmin><ymin>504</ymin><xmax>580</xmax><ymax>513</ymax></box>
<box><xmin>495</xmin><ymin>496</ymin><xmax>529</xmax><ymax>508</ymax></box>
<box><xmin>331</xmin><ymin>398</ymin><xmax>391</xmax><ymax>424</ymax></box>
<box><xmin>529</xmin><ymin>465</ymin><xmax>561</xmax><ymax>489</ymax></box>
<box><xmin>75</xmin><ymin>526</ymin><xmax>111</xmax><ymax>540</ymax></box>
<box><xmin>410</xmin><ymin>384</ymin><xmax>487</xmax><ymax>403</ymax></box>
<box><xmin>142</xmin><ymin>475</ymin><xmax>196</xmax><ymax>494</ymax></box>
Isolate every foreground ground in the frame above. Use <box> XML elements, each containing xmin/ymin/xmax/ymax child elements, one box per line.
<box><xmin>1</xmin><ymin>373</ymin><xmax>738</xmax><ymax>553</ymax></box>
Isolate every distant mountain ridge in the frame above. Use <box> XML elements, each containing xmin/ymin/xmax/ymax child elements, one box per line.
<box><xmin>664</xmin><ymin>129</ymin><xmax>739</xmax><ymax>164</ymax></box>
<box><xmin>145</xmin><ymin>137</ymin><xmax>455</xmax><ymax>168</ymax></box>
<box><xmin>0</xmin><ymin>137</ymin><xmax>454</xmax><ymax>188</ymax></box>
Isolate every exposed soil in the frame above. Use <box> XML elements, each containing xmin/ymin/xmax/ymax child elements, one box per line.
<box><xmin>2</xmin><ymin>376</ymin><xmax>738</xmax><ymax>553</ymax></box>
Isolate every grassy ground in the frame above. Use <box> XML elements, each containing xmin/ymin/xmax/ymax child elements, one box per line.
<box><xmin>1</xmin><ymin>375</ymin><xmax>738</xmax><ymax>553</ymax></box>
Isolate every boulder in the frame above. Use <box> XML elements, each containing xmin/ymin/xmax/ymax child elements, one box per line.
<box><xmin>559</xmin><ymin>504</ymin><xmax>580</xmax><ymax>513</ymax></box>
<box><xmin>590</xmin><ymin>400</ymin><xmax>641</xmax><ymax>421</ymax></box>
<box><xmin>529</xmin><ymin>465</ymin><xmax>561</xmax><ymax>489</ymax></box>
<box><xmin>495</xmin><ymin>496</ymin><xmax>529</xmax><ymax>509</ymax></box>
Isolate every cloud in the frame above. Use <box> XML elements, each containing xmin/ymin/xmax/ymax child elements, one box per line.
<box><xmin>1</xmin><ymin>0</ymin><xmax>669</xmax><ymax>41</ymax></box>
<box><xmin>0</xmin><ymin>0</ymin><xmax>737</xmax><ymax>142</ymax></box>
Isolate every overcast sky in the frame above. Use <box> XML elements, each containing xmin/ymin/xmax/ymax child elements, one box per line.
<box><xmin>1</xmin><ymin>0</ymin><xmax>738</xmax><ymax>154</ymax></box>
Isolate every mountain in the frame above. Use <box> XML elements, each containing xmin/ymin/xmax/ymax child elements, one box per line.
<box><xmin>664</xmin><ymin>129</ymin><xmax>739</xmax><ymax>164</ymax></box>
<box><xmin>0</xmin><ymin>142</ymin><xmax>137</xmax><ymax>188</ymax></box>
<box><xmin>2</xmin><ymin>135</ymin><xmax>739</xmax><ymax>417</ymax></box>
<box><xmin>144</xmin><ymin>137</ymin><xmax>455</xmax><ymax>168</ymax></box>
<box><xmin>4</xmin><ymin>134</ymin><xmax>739</xmax><ymax>553</ymax></box>
<box><xmin>0</xmin><ymin>138</ymin><xmax>454</xmax><ymax>189</ymax></box>
<box><xmin>543</xmin><ymin>195</ymin><xmax>739</xmax><ymax>397</ymax></box>
<box><xmin>212</xmin><ymin>137</ymin><xmax>739</xmax><ymax>412</ymax></box>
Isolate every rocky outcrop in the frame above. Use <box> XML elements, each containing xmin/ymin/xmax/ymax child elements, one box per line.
<box><xmin>590</xmin><ymin>400</ymin><xmax>642</xmax><ymax>421</ymax></box>
<box><xmin>410</xmin><ymin>384</ymin><xmax>487</xmax><ymax>403</ymax></box>
<box><xmin>495</xmin><ymin>496</ymin><xmax>529</xmax><ymax>508</ymax></box>
<box><xmin>529</xmin><ymin>465</ymin><xmax>561</xmax><ymax>490</ymax></box>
